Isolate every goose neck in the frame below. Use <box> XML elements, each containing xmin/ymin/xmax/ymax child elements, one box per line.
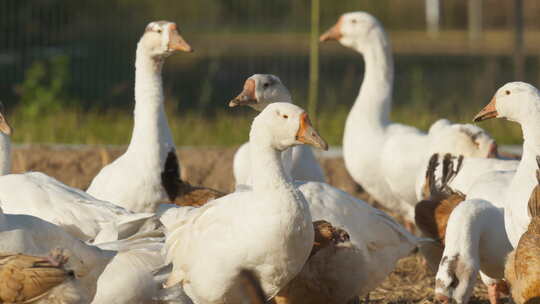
<box><xmin>248</xmin><ymin>136</ymin><xmax>293</xmax><ymax>192</ymax></box>
<box><xmin>521</xmin><ymin>117</ymin><xmax>540</xmax><ymax>156</ymax></box>
<box><xmin>349</xmin><ymin>31</ymin><xmax>393</xmax><ymax>131</ymax></box>
<box><xmin>127</xmin><ymin>45</ymin><xmax>173</xmax><ymax>153</ymax></box>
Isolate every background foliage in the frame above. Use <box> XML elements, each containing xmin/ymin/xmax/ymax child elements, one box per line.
<box><xmin>1</xmin><ymin>0</ymin><xmax>539</xmax><ymax>145</ymax></box>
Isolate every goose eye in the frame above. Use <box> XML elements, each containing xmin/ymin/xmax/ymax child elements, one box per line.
<box><xmin>351</xmin><ymin>19</ymin><xmax>357</xmax><ymax>24</ymax></box>
<box><xmin>282</xmin><ymin>115</ymin><xmax>288</xmax><ymax>119</ymax></box>
<box><xmin>505</xmin><ymin>90</ymin><xmax>511</xmax><ymax>95</ymax></box>
<box><xmin>157</xmin><ymin>29</ymin><xmax>162</xmax><ymax>34</ymax></box>
<box><xmin>263</xmin><ymin>83</ymin><xmax>270</xmax><ymax>88</ymax></box>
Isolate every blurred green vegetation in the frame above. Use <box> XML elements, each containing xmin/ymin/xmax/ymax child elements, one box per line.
<box><xmin>0</xmin><ymin>1</ymin><xmax>536</xmax><ymax>146</ymax></box>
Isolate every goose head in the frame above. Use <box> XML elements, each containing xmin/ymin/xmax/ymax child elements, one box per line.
<box><xmin>229</xmin><ymin>74</ymin><xmax>292</xmax><ymax>111</ymax></box>
<box><xmin>139</xmin><ymin>21</ymin><xmax>193</xmax><ymax>59</ymax></box>
<box><xmin>474</xmin><ymin>82</ymin><xmax>540</xmax><ymax>124</ymax></box>
<box><xmin>251</xmin><ymin>103</ymin><xmax>328</xmax><ymax>151</ymax></box>
<box><xmin>435</xmin><ymin>254</ymin><xmax>477</xmax><ymax>304</ymax></box>
<box><xmin>320</xmin><ymin>12</ymin><xmax>385</xmax><ymax>52</ymax></box>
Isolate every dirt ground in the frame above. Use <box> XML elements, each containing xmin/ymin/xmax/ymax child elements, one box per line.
<box><xmin>11</xmin><ymin>145</ymin><xmax>505</xmax><ymax>304</ymax></box>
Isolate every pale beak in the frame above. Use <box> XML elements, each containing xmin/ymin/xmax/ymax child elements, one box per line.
<box><xmin>296</xmin><ymin>112</ymin><xmax>328</xmax><ymax>150</ymax></box>
<box><xmin>473</xmin><ymin>97</ymin><xmax>498</xmax><ymax>122</ymax></box>
<box><xmin>320</xmin><ymin>18</ymin><xmax>343</xmax><ymax>42</ymax></box>
<box><xmin>168</xmin><ymin>24</ymin><xmax>193</xmax><ymax>53</ymax></box>
<box><xmin>0</xmin><ymin>113</ymin><xmax>12</xmax><ymax>136</ymax></box>
<box><xmin>229</xmin><ymin>79</ymin><xmax>257</xmax><ymax>107</ymax></box>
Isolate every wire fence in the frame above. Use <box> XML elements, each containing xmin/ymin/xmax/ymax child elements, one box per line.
<box><xmin>2</xmin><ymin>0</ymin><xmax>540</xmax><ymax>115</ymax></box>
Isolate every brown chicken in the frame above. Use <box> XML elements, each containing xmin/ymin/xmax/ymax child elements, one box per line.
<box><xmin>274</xmin><ymin>220</ymin><xmax>360</xmax><ymax>304</ymax></box>
<box><xmin>415</xmin><ymin>153</ymin><xmax>466</xmax><ymax>271</ymax></box>
<box><xmin>0</xmin><ymin>248</ymin><xmax>82</xmax><ymax>304</ymax></box>
<box><xmin>505</xmin><ymin>156</ymin><xmax>540</xmax><ymax>304</ymax></box>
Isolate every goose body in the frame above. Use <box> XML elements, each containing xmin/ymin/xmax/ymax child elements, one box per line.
<box><xmin>230</xmin><ymin>74</ymin><xmax>326</xmax><ymax>186</ymax></box>
<box><xmin>164</xmin><ymin>103</ymin><xmax>326</xmax><ymax>304</ymax></box>
<box><xmin>297</xmin><ymin>181</ymin><xmax>418</xmax><ymax>297</ymax></box>
<box><xmin>320</xmin><ymin>12</ymin><xmax>496</xmax><ymax>223</ymax></box>
<box><xmin>0</xmin><ymin>108</ymin><xmax>154</xmax><ymax>243</ymax></box>
<box><xmin>435</xmin><ymin>199</ymin><xmax>512</xmax><ymax>304</ymax></box>
<box><xmin>92</xmin><ymin>236</ymin><xmax>191</xmax><ymax>304</ymax></box>
<box><xmin>473</xmin><ymin>82</ymin><xmax>540</xmax><ymax>247</ymax></box>
<box><xmin>232</xmin><ymin>178</ymin><xmax>419</xmax><ymax>300</ymax></box>
<box><xmin>0</xmin><ymin>172</ymin><xmax>154</xmax><ymax>242</ymax></box>
<box><xmin>88</xmin><ymin>21</ymin><xmax>193</xmax><ymax>213</ymax></box>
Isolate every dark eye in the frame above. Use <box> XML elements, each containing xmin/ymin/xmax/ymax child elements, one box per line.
<box><xmin>157</xmin><ymin>29</ymin><xmax>162</xmax><ymax>34</ymax></box>
<box><xmin>263</xmin><ymin>83</ymin><xmax>269</xmax><ymax>88</ymax></box>
<box><xmin>283</xmin><ymin>115</ymin><xmax>288</xmax><ymax>119</ymax></box>
<box><xmin>351</xmin><ymin>19</ymin><xmax>357</xmax><ymax>24</ymax></box>
<box><xmin>505</xmin><ymin>90</ymin><xmax>511</xmax><ymax>95</ymax></box>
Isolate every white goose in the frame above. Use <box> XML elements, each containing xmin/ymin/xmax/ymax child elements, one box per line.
<box><xmin>163</xmin><ymin>103</ymin><xmax>326</xmax><ymax>304</ymax></box>
<box><xmin>0</xmin><ymin>108</ymin><xmax>153</xmax><ymax>243</ymax></box>
<box><xmin>87</xmin><ymin>21</ymin><xmax>193</xmax><ymax>213</ymax></box>
<box><xmin>473</xmin><ymin>82</ymin><xmax>540</xmax><ymax>247</ymax></box>
<box><xmin>229</xmin><ymin>74</ymin><xmax>326</xmax><ymax>185</ymax></box>
<box><xmin>320</xmin><ymin>12</ymin><xmax>497</xmax><ymax>224</ymax></box>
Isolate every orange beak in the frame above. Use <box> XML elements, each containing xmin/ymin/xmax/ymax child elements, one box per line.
<box><xmin>320</xmin><ymin>17</ymin><xmax>343</xmax><ymax>42</ymax></box>
<box><xmin>229</xmin><ymin>79</ymin><xmax>257</xmax><ymax>107</ymax></box>
<box><xmin>473</xmin><ymin>97</ymin><xmax>498</xmax><ymax>122</ymax></box>
<box><xmin>296</xmin><ymin>112</ymin><xmax>328</xmax><ymax>150</ymax></box>
<box><xmin>168</xmin><ymin>23</ymin><xmax>193</xmax><ymax>53</ymax></box>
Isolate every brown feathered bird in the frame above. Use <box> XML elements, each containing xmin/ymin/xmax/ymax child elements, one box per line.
<box><xmin>505</xmin><ymin>156</ymin><xmax>540</xmax><ymax>304</ymax></box>
<box><xmin>415</xmin><ymin>153</ymin><xmax>466</xmax><ymax>271</ymax></box>
<box><xmin>0</xmin><ymin>248</ymin><xmax>84</xmax><ymax>304</ymax></box>
<box><xmin>274</xmin><ymin>220</ymin><xmax>361</xmax><ymax>304</ymax></box>
<box><xmin>161</xmin><ymin>152</ymin><xmax>225</xmax><ymax>207</ymax></box>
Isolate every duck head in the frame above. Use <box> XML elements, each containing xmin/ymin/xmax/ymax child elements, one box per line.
<box><xmin>252</xmin><ymin>103</ymin><xmax>328</xmax><ymax>151</ymax></box>
<box><xmin>139</xmin><ymin>21</ymin><xmax>193</xmax><ymax>59</ymax></box>
<box><xmin>320</xmin><ymin>12</ymin><xmax>385</xmax><ymax>52</ymax></box>
<box><xmin>229</xmin><ymin>74</ymin><xmax>292</xmax><ymax>111</ymax></box>
<box><xmin>474</xmin><ymin>82</ymin><xmax>540</xmax><ymax>124</ymax></box>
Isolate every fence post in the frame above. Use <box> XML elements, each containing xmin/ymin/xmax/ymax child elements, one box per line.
<box><xmin>425</xmin><ymin>0</ymin><xmax>441</xmax><ymax>38</ymax></box>
<box><xmin>308</xmin><ymin>0</ymin><xmax>320</xmax><ymax>126</ymax></box>
<box><xmin>513</xmin><ymin>0</ymin><xmax>524</xmax><ymax>80</ymax></box>
<box><xmin>468</xmin><ymin>0</ymin><xmax>483</xmax><ymax>41</ymax></box>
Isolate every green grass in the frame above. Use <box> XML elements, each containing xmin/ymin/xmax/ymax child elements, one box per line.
<box><xmin>8</xmin><ymin>104</ymin><xmax>524</xmax><ymax>147</ymax></box>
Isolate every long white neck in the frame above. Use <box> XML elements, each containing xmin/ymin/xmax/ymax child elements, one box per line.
<box><xmin>507</xmin><ymin>116</ymin><xmax>540</xmax><ymax>242</ymax></box>
<box><xmin>249</xmin><ymin>144</ymin><xmax>293</xmax><ymax>193</ymax></box>
<box><xmin>346</xmin><ymin>28</ymin><xmax>393</xmax><ymax>136</ymax></box>
<box><xmin>127</xmin><ymin>45</ymin><xmax>175</xmax><ymax>157</ymax></box>
<box><xmin>0</xmin><ymin>133</ymin><xmax>11</xmax><ymax>175</ymax></box>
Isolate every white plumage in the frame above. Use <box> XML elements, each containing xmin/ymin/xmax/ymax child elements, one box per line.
<box><xmin>230</xmin><ymin>74</ymin><xmax>326</xmax><ymax>186</ymax></box>
<box><xmin>320</xmin><ymin>12</ymin><xmax>497</xmax><ymax>224</ymax></box>
<box><xmin>88</xmin><ymin>21</ymin><xmax>193</xmax><ymax>213</ymax></box>
<box><xmin>163</xmin><ymin>103</ymin><xmax>325</xmax><ymax>304</ymax></box>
